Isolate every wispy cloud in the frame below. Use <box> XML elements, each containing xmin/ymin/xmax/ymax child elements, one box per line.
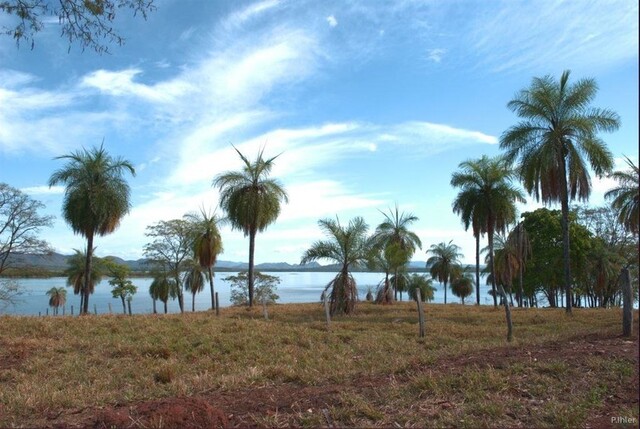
<box><xmin>427</xmin><ymin>48</ymin><xmax>445</xmax><ymax>63</ymax></box>
<box><xmin>20</xmin><ymin>185</ymin><xmax>64</xmax><ymax>195</ymax></box>
<box><xmin>327</xmin><ymin>15</ymin><xmax>338</xmax><ymax>27</ymax></box>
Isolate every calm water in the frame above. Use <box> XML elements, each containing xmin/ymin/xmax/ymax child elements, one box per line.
<box><xmin>1</xmin><ymin>272</ymin><xmax>495</xmax><ymax>316</ymax></box>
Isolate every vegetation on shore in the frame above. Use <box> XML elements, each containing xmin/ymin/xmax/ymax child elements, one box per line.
<box><xmin>0</xmin><ymin>303</ymin><xmax>637</xmax><ymax>428</ymax></box>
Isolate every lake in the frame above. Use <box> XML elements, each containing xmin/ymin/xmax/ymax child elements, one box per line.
<box><xmin>0</xmin><ymin>272</ymin><xmax>496</xmax><ymax>316</ymax></box>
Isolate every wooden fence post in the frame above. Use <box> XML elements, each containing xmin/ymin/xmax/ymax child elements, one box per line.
<box><xmin>108</xmin><ymin>303</ymin><xmax>112</xmax><ymax>314</ymax></box>
<box><xmin>71</xmin><ymin>305</ymin><xmax>74</xmax><ymax>315</ymax></box>
<box><xmin>94</xmin><ymin>304</ymin><xmax>97</xmax><ymax>315</ymax></box>
<box><xmin>215</xmin><ymin>292</ymin><xmax>219</xmax><ymax>316</ymax></box>
<box><xmin>416</xmin><ymin>289</ymin><xmax>425</xmax><ymax>338</ymax></box>
<box><xmin>621</xmin><ymin>268</ymin><xmax>633</xmax><ymax>337</ymax></box>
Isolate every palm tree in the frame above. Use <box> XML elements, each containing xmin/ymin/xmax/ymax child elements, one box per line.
<box><xmin>506</xmin><ymin>222</ymin><xmax>531</xmax><ymax>307</ymax></box>
<box><xmin>605</xmin><ymin>156</ymin><xmax>639</xmax><ymax>236</ymax></box>
<box><xmin>49</xmin><ymin>145</ymin><xmax>135</xmax><ymax>314</ymax></box>
<box><xmin>149</xmin><ymin>274</ymin><xmax>172</xmax><ymax>314</ymax></box>
<box><xmin>46</xmin><ymin>287</ymin><xmax>67</xmax><ymax>315</ymax></box>
<box><xmin>187</xmin><ymin>209</ymin><xmax>224</xmax><ymax>311</ymax></box>
<box><xmin>451</xmin><ymin>274</ymin><xmax>474</xmax><ymax>305</ymax></box>
<box><xmin>371</xmin><ymin>205</ymin><xmax>422</xmax><ymax>301</ymax></box>
<box><xmin>183</xmin><ymin>263</ymin><xmax>206</xmax><ymax>312</ymax></box>
<box><xmin>300</xmin><ymin>217</ymin><xmax>370</xmax><ymax>315</ymax></box>
<box><xmin>64</xmin><ymin>249</ymin><xmax>103</xmax><ymax>311</ymax></box>
<box><xmin>406</xmin><ymin>274</ymin><xmax>436</xmax><ymax>303</ymax></box>
<box><xmin>426</xmin><ymin>240</ymin><xmax>462</xmax><ymax>305</ymax></box>
<box><xmin>213</xmin><ymin>147</ymin><xmax>288</xmax><ymax>307</ymax></box>
<box><xmin>451</xmin><ymin>161</ymin><xmax>488</xmax><ymax>305</ymax></box>
<box><xmin>451</xmin><ymin>155</ymin><xmax>525</xmax><ymax>307</ymax></box>
<box><xmin>500</xmin><ymin>70</ymin><xmax>620</xmax><ymax>313</ymax></box>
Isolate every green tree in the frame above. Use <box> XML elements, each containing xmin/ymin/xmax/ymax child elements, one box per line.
<box><xmin>183</xmin><ymin>263</ymin><xmax>206</xmax><ymax>312</ymax></box>
<box><xmin>301</xmin><ymin>217</ymin><xmax>370</xmax><ymax>316</ymax></box>
<box><xmin>1</xmin><ymin>0</ymin><xmax>156</xmax><ymax>53</ymax></box>
<box><xmin>213</xmin><ymin>147</ymin><xmax>288</xmax><ymax>307</ymax></box>
<box><xmin>406</xmin><ymin>274</ymin><xmax>436</xmax><ymax>303</ymax></box>
<box><xmin>451</xmin><ymin>274</ymin><xmax>474</xmax><ymax>305</ymax></box>
<box><xmin>501</xmin><ymin>70</ymin><xmax>620</xmax><ymax>313</ymax></box>
<box><xmin>143</xmin><ymin>218</ymin><xmax>194</xmax><ymax>313</ymax></box>
<box><xmin>450</xmin><ymin>155</ymin><xmax>525</xmax><ymax>307</ymax></box>
<box><xmin>46</xmin><ymin>287</ymin><xmax>67</xmax><ymax>315</ymax></box>
<box><xmin>605</xmin><ymin>156</ymin><xmax>639</xmax><ymax>235</ymax></box>
<box><xmin>0</xmin><ymin>183</ymin><xmax>53</xmax><ymax>276</ymax></box>
<box><xmin>49</xmin><ymin>145</ymin><xmax>135</xmax><ymax>314</ymax></box>
<box><xmin>63</xmin><ymin>249</ymin><xmax>104</xmax><ymax>311</ymax></box>
<box><xmin>506</xmin><ymin>222</ymin><xmax>531</xmax><ymax>307</ymax></box>
<box><xmin>371</xmin><ymin>205</ymin><xmax>422</xmax><ymax>302</ymax></box>
<box><xmin>224</xmin><ymin>271</ymin><xmax>280</xmax><ymax>306</ymax></box>
<box><xmin>426</xmin><ymin>240</ymin><xmax>462</xmax><ymax>305</ymax></box>
<box><xmin>104</xmin><ymin>260</ymin><xmax>136</xmax><ymax>315</ymax></box>
<box><xmin>149</xmin><ymin>274</ymin><xmax>172</xmax><ymax>314</ymax></box>
<box><xmin>186</xmin><ymin>209</ymin><xmax>224</xmax><ymax>311</ymax></box>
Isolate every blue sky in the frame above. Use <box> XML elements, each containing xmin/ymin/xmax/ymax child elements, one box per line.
<box><xmin>1</xmin><ymin>0</ymin><xmax>638</xmax><ymax>265</ymax></box>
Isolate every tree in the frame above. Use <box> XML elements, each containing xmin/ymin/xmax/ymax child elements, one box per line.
<box><xmin>224</xmin><ymin>271</ymin><xmax>280</xmax><ymax>306</ymax></box>
<box><xmin>186</xmin><ymin>209</ymin><xmax>224</xmax><ymax>311</ymax></box>
<box><xmin>0</xmin><ymin>183</ymin><xmax>53</xmax><ymax>276</ymax></box>
<box><xmin>371</xmin><ymin>205</ymin><xmax>422</xmax><ymax>302</ymax></box>
<box><xmin>149</xmin><ymin>274</ymin><xmax>172</xmax><ymax>314</ymax></box>
<box><xmin>183</xmin><ymin>263</ymin><xmax>206</xmax><ymax>312</ymax></box>
<box><xmin>450</xmin><ymin>155</ymin><xmax>525</xmax><ymax>307</ymax></box>
<box><xmin>49</xmin><ymin>145</ymin><xmax>135</xmax><ymax>314</ymax></box>
<box><xmin>506</xmin><ymin>222</ymin><xmax>531</xmax><ymax>307</ymax></box>
<box><xmin>104</xmin><ymin>259</ymin><xmax>136</xmax><ymax>315</ymax></box>
<box><xmin>1</xmin><ymin>0</ymin><xmax>156</xmax><ymax>53</ymax></box>
<box><xmin>46</xmin><ymin>286</ymin><xmax>67</xmax><ymax>315</ymax></box>
<box><xmin>605</xmin><ymin>156</ymin><xmax>639</xmax><ymax>235</ymax></box>
<box><xmin>451</xmin><ymin>275</ymin><xmax>474</xmax><ymax>305</ymax></box>
<box><xmin>426</xmin><ymin>240</ymin><xmax>462</xmax><ymax>305</ymax></box>
<box><xmin>64</xmin><ymin>248</ymin><xmax>103</xmax><ymax>311</ymax></box>
<box><xmin>213</xmin><ymin>147</ymin><xmax>288</xmax><ymax>308</ymax></box>
<box><xmin>501</xmin><ymin>70</ymin><xmax>620</xmax><ymax>314</ymax></box>
<box><xmin>406</xmin><ymin>274</ymin><xmax>436</xmax><ymax>303</ymax></box>
<box><xmin>301</xmin><ymin>217</ymin><xmax>370</xmax><ymax>316</ymax></box>
<box><xmin>143</xmin><ymin>218</ymin><xmax>194</xmax><ymax>313</ymax></box>
<box><xmin>0</xmin><ymin>280</ymin><xmax>23</xmax><ymax>311</ymax></box>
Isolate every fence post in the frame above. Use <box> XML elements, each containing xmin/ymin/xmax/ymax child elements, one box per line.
<box><xmin>108</xmin><ymin>303</ymin><xmax>112</xmax><ymax>314</ymax></box>
<box><xmin>323</xmin><ymin>292</ymin><xmax>331</xmax><ymax>330</ymax></box>
<box><xmin>416</xmin><ymin>289</ymin><xmax>425</xmax><ymax>338</ymax></box>
<box><xmin>127</xmin><ymin>298</ymin><xmax>132</xmax><ymax>316</ymax></box>
<box><xmin>215</xmin><ymin>292</ymin><xmax>219</xmax><ymax>316</ymax></box>
<box><xmin>621</xmin><ymin>268</ymin><xmax>633</xmax><ymax>337</ymax></box>
<box><xmin>94</xmin><ymin>304</ymin><xmax>97</xmax><ymax>315</ymax></box>
<box><xmin>46</xmin><ymin>308</ymin><xmax>49</xmax><ymax>316</ymax></box>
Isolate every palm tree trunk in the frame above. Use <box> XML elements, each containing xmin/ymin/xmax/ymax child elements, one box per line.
<box><xmin>83</xmin><ymin>234</ymin><xmax>94</xmax><ymax>315</ymax></box>
<box><xmin>444</xmin><ymin>279</ymin><xmax>448</xmax><ymax>304</ymax></box>
<box><xmin>192</xmin><ymin>292</ymin><xmax>196</xmax><ymax>312</ymax></box>
<box><xmin>475</xmin><ymin>233</ymin><xmax>480</xmax><ymax>305</ymax></box>
<box><xmin>559</xmin><ymin>155</ymin><xmax>573</xmax><ymax>314</ymax></box>
<box><xmin>152</xmin><ymin>299</ymin><xmax>157</xmax><ymax>314</ymax></box>
<box><xmin>163</xmin><ymin>300</ymin><xmax>168</xmax><ymax>314</ymax></box>
<box><xmin>208</xmin><ymin>267</ymin><xmax>215</xmax><ymax>310</ymax></box>
<box><xmin>517</xmin><ymin>225</ymin><xmax>524</xmax><ymax>307</ymax></box>
<box><xmin>393</xmin><ymin>268</ymin><xmax>398</xmax><ymax>301</ymax></box>
<box><xmin>248</xmin><ymin>228</ymin><xmax>257</xmax><ymax>307</ymax></box>
<box><xmin>488</xmin><ymin>226</ymin><xmax>498</xmax><ymax>308</ymax></box>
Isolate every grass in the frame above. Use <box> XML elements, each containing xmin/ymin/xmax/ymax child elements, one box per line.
<box><xmin>0</xmin><ymin>302</ymin><xmax>637</xmax><ymax>428</ymax></box>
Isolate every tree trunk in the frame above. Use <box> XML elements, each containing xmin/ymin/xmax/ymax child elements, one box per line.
<box><xmin>127</xmin><ymin>299</ymin><xmax>132</xmax><ymax>316</ymax></box>
<box><xmin>621</xmin><ymin>268</ymin><xmax>633</xmax><ymax>337</ymax></box>
<box><xmin>517</xmin><ymin>226</ymin><xmax>524</xmax><ymax>307</ymax></box>
<box><xmin>488</xmin><ymin>225</ymin><xmax>498</xmax><ymax>308</ymax></box>
<box><xmin>248</xmin><ymin>228</ymin><xmax>257</xmax><ymax>307</ymax></box>
<box><xmin>152</xmin><ymin>299</ymin><xmax>157</xmax><ymax>314</ymax></box>
<box><xmin>394</xmin><ymin>268</ymin><xmax>398</xmax><ymax>301</ymax></box>
<box><xmin>416</xmin><ymin>289</ymin><xmax>425</xmax><ymax>338</ymax></box>
<box><xmin>443</xmin><ymin>279</ymin><xmax>448</xmax><ymax>304</ymax></box>
<box><xmin>475</xmin><ymin>233</ymin><xmax>480</xmax><ymax>305</ymax></box>
<box><xmin>121</xmin><ymin>296</ymin><xmax>126</xmax><ymax>314</ymax></box>
<box><xmin>175</xmin><ymin>273</ymin><xmax>184</xmax><ymax>313</ymax></box>
<box><xmin>83</xmin><ymin>234</ymin><xmax>94</xmax><ymax>315</ymax></box>
<box><xmin>163</xmin><ymin>301</ymin><xmax>168</xmax><ymax>314</ymax></box>
<box><xmin>497</xmin><ymin>283</ymin><xmax>513</xmax><ymax>342</ymax></box>
<box><xmin>559</xmin><ymin>154</ymin><xmax>572</xmax><ymax>314</ymax></box>
<box><xmin>192</xmin><ymin>292</ymin><xmax>196</xmax><ymax>312</ymax></box>
<box><xmin>208</xmin><ymin>266</ymin><xmax>215</xmax><ymax>310</ymax></box>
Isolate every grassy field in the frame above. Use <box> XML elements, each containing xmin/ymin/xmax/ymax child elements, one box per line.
<box><xmin>0</xmin><ymin>302</ymin><xmax>637</xmax><ymax>428</ymax></box>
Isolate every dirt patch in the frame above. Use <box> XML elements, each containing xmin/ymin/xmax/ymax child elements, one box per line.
<box><xmin>91</xmin><ymin>397</ymin><xmax>227</xmax><ymax>429</ymax></box>
<box><xmin>0</xmin><ymin>339</ymin><xmax>34</xmax><ymax>371</ymax></box>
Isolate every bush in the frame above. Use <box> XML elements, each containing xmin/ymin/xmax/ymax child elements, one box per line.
<box><xmin>224</xmin><ymin>271</ymin><xmax>280</xmax><ymax>306</ymax></box>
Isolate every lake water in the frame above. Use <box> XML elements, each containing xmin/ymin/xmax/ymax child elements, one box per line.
<box><xmin>1</xmin><ymin>272</ymin><xmax>496</xmax><ymax>316</ymax></box>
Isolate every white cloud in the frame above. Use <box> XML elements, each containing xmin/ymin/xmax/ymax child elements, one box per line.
<box><xmin>327</xmin><ymin>15</ymin><xmax>338</xmax><ymax>27</ymax></box>
<box><xmin>427</xmin><ymin>48</ymin><xmax>445</xmax><ymax>63</ymax></box>
<box><xmin>20</xmin><ymin>185</ymin><xmax>64</xmax><ymax>195</ymax></box>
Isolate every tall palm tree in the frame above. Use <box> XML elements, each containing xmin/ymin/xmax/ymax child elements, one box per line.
<box><xmin>506</xmin><ymin>222</ymin><xmax>531</xmax><ymax>307</ymax></box>
<box><xmin>451</xmin><ymin>274</ymin><xmax>474</xmax><ymax>305</ymax></box>
<box><xmin>371</xmin><ymin>205</ymin><xmax>422</xmax><ymax>301</ymax></box>
<box><xmin>406</xmin><ymin>274</ymin><xmax>436</xmax><ymax>302</ymax></box>
<box><xmin>149</xmin><ymin>274</ymin><xmax>172</xmax><ymax>314</ymax></box>
<box><xmin>605</xmin><ymin>156</ymin><xmax>639</xmax><ymax>236</ymax></box>
<box><xmin>213</xmin><ymin>147</ymin><xmax>288</xmax><ymax>307</ymax></box>
<box><xmin>451</xmin><ymin>155</ymin><xmax>525</xmax><ymax>307</ymax></box>
<box><xmin>501</xmin><ymin>70</ymin><xmax>619</xmax><ymax>313</ymax></box>
<box><xmin>300</xmin><ymin>217</ymin><xmax>370</xmax><ymax>315</ymax></box>
<box><xmin>64</xmin><ymin>249</ymin><xmax>103</xmax><ymax>311</ymax></box>
<box><xmin>46</xmin><ymin>287</ymin><xmax>67</xmax><ymax>315</ymax></box>
<box><xmin>452</xmin><ymin>160</ymin><xmax>488</xmax><ymax>305</ymax></box>
<box><xmin>187</xmin><ymin>209</ymin><xmax>224</xmax><ymax>311</ymax></box>
<box><xmin>49</xmin><ymin>145</ymin><xmax>135</xmax><ymax>314</ymax></box>
<box><xmin>183</xmin><ymin>263</ymin><xmax>206</xmax><ymax>312</ymax></box>
<box><xmin>426</xmin><ymin>240</ymin><xmax>462</xmax><ymax>305</ymax></box>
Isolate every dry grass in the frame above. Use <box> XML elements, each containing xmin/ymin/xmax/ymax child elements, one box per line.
<box><xmin>0</xmin><ymin>302</ymin><xmax>637</xmax><ymax>428</ymax></box>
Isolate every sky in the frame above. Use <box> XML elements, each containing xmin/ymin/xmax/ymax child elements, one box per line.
<box><xmin>0</xmin><ymin>0</ymin><xmax>638</xmax><ymax>266</ymax></box>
